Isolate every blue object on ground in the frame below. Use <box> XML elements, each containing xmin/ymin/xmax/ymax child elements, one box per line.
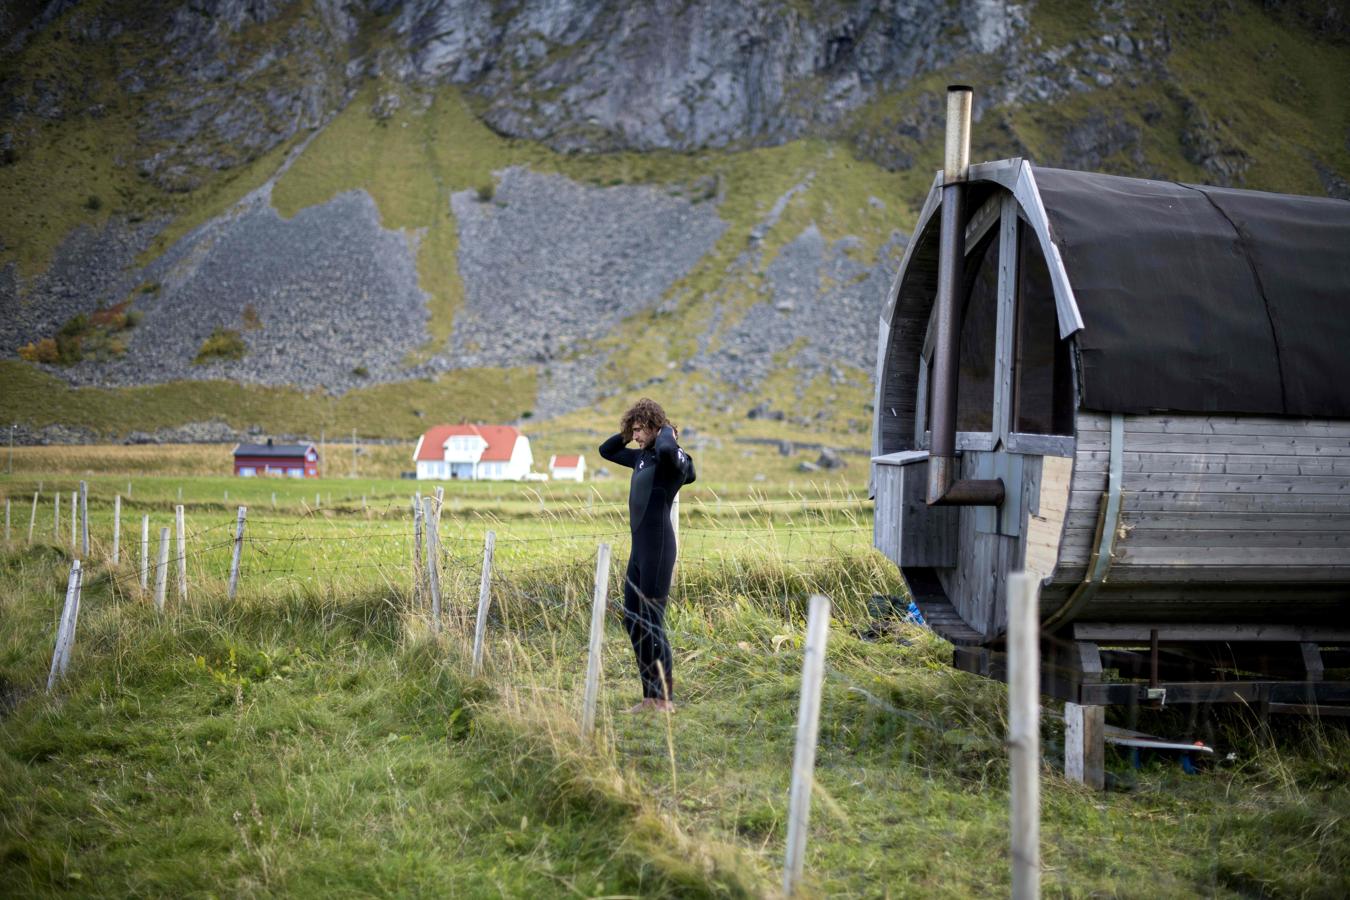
<box><xmin>904</xmin><ymin>600</ymin><xmax>926</xmax><ymax>626</ymax></box>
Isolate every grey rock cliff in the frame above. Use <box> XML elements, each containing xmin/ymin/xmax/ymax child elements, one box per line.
<box><xmin>381</xmin><ymin>0</ymin><xmax>1026</xmax><ymax>152</ymax></box>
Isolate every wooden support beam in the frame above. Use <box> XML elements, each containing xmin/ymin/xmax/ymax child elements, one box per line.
<box><xmin>1079</xmin><ymin>680</ymin><xmax>1350</xmax><ymax>706</ymax></box>
<box><xmin>1073</xmin><ymin>623</ymin><xmax>1350</xmax><ymax>643</ymax></box>
<box><xmin>1064</xmin><ymin>701</ymin><xmax>1105</xmax><ymax>790</ymax></box>
<box><xmin>1299</xmin><ymin>643</ymin><xmax>1323</xmax><ymax>682</ymax></box>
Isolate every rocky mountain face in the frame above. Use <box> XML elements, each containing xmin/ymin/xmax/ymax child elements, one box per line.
<box><xmin>2</xmin><ymin>0</ymin><xmax>1347</xmax><ymax>440</ymax></box>
<box><xmin>3</xmin><ymin>0</ymin><xmax>1034</xmax><ymax>188</ymax></box>
<box><xmin>3</xmin><ymin>0</ymin><xmax>355</xmax><ymax>193</ymax></box>
<box><xmin>378</xmin><ymin>0</ymin><xmax>1025</xmax><ymax>152</ymax></box>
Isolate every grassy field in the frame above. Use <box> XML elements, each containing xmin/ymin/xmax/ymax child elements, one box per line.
<box><xmin>1</xmin><ymin>463</ymin><xmax>1347</xmax><ymax>898</ymax></box>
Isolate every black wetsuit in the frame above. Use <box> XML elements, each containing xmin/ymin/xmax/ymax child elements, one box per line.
<box><xmin>598</xmin><ymin>425</ymin><xmax>696</xmax><ymax>700</ymax></box>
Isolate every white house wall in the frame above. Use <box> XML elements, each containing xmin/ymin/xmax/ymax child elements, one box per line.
<box><xmin>502</xmin><ymin>437</ymin><xmax>533</xmax><ymax>480</ymax></box>
<box><xmin>417</xmin><ymin>435</ymin><xmax>533</xmax><ymax>481</ymax></box>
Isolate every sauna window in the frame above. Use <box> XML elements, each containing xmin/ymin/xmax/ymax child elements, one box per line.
<box><xmin>1012</xmin><ymin>220</ymin><xmax>1074</xmax><ymax>436</ymax></box>
<box><xmin>956</xmin><ymin>232</ymin><xmax>999</xmax><ymax>433</ymax></box>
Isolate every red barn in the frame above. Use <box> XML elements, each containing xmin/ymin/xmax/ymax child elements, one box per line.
<box><xmin>232</xmin><ymin>439</ymin><xmax>318</xmax><ymax>478</ymax></box>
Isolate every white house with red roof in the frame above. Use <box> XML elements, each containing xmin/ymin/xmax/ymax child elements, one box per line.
<box><xmin>413</xmin><ymin>424</ymin><xmax>533</xmax><ymax>481</ymax></box>
<box><xmin>548</xmin><ymin>454</ymin><xmax>586</xmax><ymax>482</ymax></box>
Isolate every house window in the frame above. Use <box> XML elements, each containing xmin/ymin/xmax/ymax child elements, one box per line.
<box><xmin>239</xmin><ymin>467</ymin><xmax>256</xmax><ymax>477</ymax></box>
<box><xmin>1012</xmin><ymin>220</ymin><xmax>1074</xmax><ymax>436</ymax></box>
<box><xmin>288</xmin><ymin>468</ymin><xmax>303</xmax><ymax>478</ymax></box>
<box><xmin>956</xmin><ymin>232</ymin><xmax>999</xmax><ymax>433</ymax></box>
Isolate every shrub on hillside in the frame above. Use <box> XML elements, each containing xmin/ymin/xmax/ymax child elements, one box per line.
<box><xmin>59</xmin><ymin>313</ymin><xmax>89</xmax><ymax>338</ymax></box>
<box><xmin>90</xmin><ymin>302</ymin><xmax>130</xmax><ymax>330</ymax></box>
<box><xmin>18</xmin><ymin>338</ymin><xmax>60</xmax><ymax>364</ymax></box>
<box><xmin>476</xmin><ymin>182</ymin><xmax>495</xmax><ymax>203</ymax></box>
<box><xmin>18</xmin><ymin>306</ymin><xmax>141</xmax><ymax>365</ymax></box>
<box><xmin>194</xmin><ymin>327</ymin><xmax>247</xmax><ymax>364</ymax></box>
<box><xmin>242</xmin><ymin>304</ymin><xmax>262</xmax><ymax>331</ymax></box>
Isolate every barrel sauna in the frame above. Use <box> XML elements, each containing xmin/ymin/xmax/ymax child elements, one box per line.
<box><xmin>869</xmin><ymin>92</ymin><xmax>1350</xmax><ymax>747</ymax></box>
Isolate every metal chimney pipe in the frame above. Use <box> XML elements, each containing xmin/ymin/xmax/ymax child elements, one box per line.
<box><xmin>943</xmin><ymin>84</ymin><xmax>973</xmax><ymax>185</ymax></box>
<box><xmin>927</xmin><ymin>85</ymin><xmax>1004</xmax><ymax>508</ymax></box>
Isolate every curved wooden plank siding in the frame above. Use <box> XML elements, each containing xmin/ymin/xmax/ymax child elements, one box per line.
<box><xmin>871</xmin><ymin>158</ymin><xmax>1350</xmax><ymax>645</ymax></box>
<box><xmin>1050</xmin><ymin>413</ymin><xmax>1350</xmax><ymax>623</ymax></box>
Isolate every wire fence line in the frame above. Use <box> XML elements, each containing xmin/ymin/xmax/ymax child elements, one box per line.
<box><xmin>19</xmin><ymin>490</ymin><xmax>879</xmax><ymax>615</ymax></box>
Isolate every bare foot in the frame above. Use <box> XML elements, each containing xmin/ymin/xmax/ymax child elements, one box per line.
<box><xmin>652</xmin><ymin>699</ymin><xmax>676</xmax><ymax>714</ymax></box>
<box><xmin>625</xmin><ymin>699</ymin><xmax>658</xmax><ymax>713</ymax></box>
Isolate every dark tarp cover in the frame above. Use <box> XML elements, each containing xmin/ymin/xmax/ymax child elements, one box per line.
<box><xmin>1032</xmin><ymin>167</ymin><xmax>1350</xmax><ymax>418</ymax></box>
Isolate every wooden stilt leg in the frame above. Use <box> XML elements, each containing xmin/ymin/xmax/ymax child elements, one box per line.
<box><xmin>1064</xmin><ymin>701</ymin><xmax>1105</xmax><ymax>790</ymax></box>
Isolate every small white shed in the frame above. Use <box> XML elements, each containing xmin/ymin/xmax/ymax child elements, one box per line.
<box><xmin>548</xmin><ymin>454</ymin><xmax>586</xmax><ymax>482</ymax></box>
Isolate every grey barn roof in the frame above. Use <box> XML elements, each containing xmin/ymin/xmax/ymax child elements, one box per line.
<box><xmin>233</xmin><ymin>443</ymin><xmax>315</xmax><ymax>458</ymax></box>
<box><xmin>1031</xmin><ymin>167</ymin><xmax>1350</xmax><ymax>418</ymax></box>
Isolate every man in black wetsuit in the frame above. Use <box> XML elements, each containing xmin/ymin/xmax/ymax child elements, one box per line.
<box><xmin>598</xmin><ymin>398</ymin><xmax>696</xmax><ymax>712</ymax></box>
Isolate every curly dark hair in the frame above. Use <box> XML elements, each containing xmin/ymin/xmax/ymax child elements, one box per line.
<box><xmin>619</xmin><ymin>398</ymin><xmax>674</xmax><ymax>443</ymax></box>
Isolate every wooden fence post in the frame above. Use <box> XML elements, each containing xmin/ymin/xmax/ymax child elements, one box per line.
<box><xmin>271</xmin><ymin>492</ymin><xmax>276</xmax><ymax>509</ymax></box>
<box><xmin>112</xmin><ymin>495</ymin><xmax>121</xmax><ymax>565</ymax></box>
<box><xmin>70</xmin><ymin>490</ymin><xmax>76</xmax><ymax>547</ymax></box>
<box><xmin>53</xmin><ymin>490</ymin><xmax>59</xmax><ymax>539</ymax></box>
<box><xmin>140</xmin><ymin>515</ymin><xmax>150</xmax><ymax>591</ymax></box>
<box><xmin>154</xmin><ymin>527</ymin><xmax>170</xmax><ymax>612</ymax></box>
<box><xmin>46</xmin><ymin>560</ymin><xmax>82</xmax><ymax>692</ymax></box>
<box><xmin>59</xmin><ymin>561</ymin><xmax>83</xmax><ymax>680</ymax></box>
<box><xmin>1007</xmin><ymin>572</ymin><xmax>1041</xmax><ymax>900</ymax></box>
<box><xmin>422</xmin><ymin>496</ymin><xmax>440</xmax><ymax>633</ymax></box>
<box><xmin>79</xmin><ymin>481</ymin><xmax>89</xmax><ymax>558</ymax></box>
<box><xmin>1064</xmin><ymin>702</ymin><xmax>1105</xmax><ymax>790</ymax></box>
<box><xmin>175</xmin><ymin>504</ymin><xmax>187</xmax><ymax>603</ymax></box>
<box><xmin>228</xmin><ymin>506</ymin><xmax>247</xmax><ymax>600</ymax></box>
<box><xmin>28</xmin><ymin>491</ymin><xmax>38</xmax><ymax>544</ymax></box>
<box><xmin>581</xmin><ymin>543</ymin><xmax>612</xmax><ymax>736</ymax></box>
<box><xmin>783</xmin><ymin>594</ymin><xmax>831</xmax><ymax>898</ymax></box>
<box><xmin>472</xmin><ymin>530</ymin><xmax>496</xmax><ymax>675</ymax></box>
<box><xmin>412</xmin><ymin>494</ymin><xmax>424</xmax><ymax>603</ymax></box>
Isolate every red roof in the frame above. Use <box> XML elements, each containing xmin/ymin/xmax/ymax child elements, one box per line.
<box><xmin>552</xmin><ymin>455</ymin><xmax>581</xmax><ymax>467</ymax></box>
<box><xmin>416</xmin><ymin>425</ymin><xmax>522</xmax><ymax>462</ymax></box>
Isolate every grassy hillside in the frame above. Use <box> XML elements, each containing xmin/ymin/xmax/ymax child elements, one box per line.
<box><xmin>0</xmin><ymin>0</ymin><xmax>349</xmax><ymax>280</ymax></box>
<box><xmin>0</xmin><ymin>360</ymin><xmax>537</xmax><ymax>442</ymax></box>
